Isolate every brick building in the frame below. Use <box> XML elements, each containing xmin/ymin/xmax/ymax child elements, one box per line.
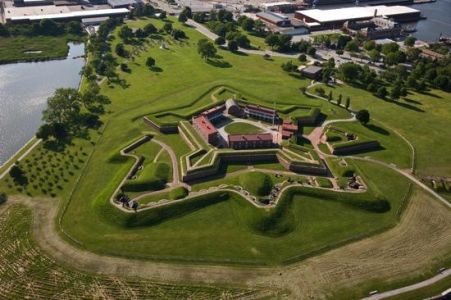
<box><xmin>228</xmin><ymin>133</ymin><xmax>274</xmax><ymax>149</ymax></box>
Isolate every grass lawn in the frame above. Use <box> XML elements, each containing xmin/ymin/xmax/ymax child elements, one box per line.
<box><xmin>0</xmin><ymin>204</ymin><xmax>254</xmax><ymax>298</ymax></box>
<box><xmin>224</xmin><ymin>122</ymin><xmax>265</xmax><ymax>135</ymax></box>
<box><xmin>313</xmin><ymin>83</ymin><xmax>451</xmax><ymax>177</ymax></box>
<box><xmin>328</xmin><ymin>120</ymin><xmax>412</xmax><ymax>169</ymax></box>
<box><xmin>0</xmin><ymin>35</ymin><xmax>80</xmax><ymax>64</ymax></box>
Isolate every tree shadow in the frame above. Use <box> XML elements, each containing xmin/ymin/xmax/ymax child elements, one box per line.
<box><xmin>364</xmin><ymin>123</ymin><xmax>389</xmax><ymax>136</ymax></box>
<box><xmin>207</xmin><ymin>59</ymin><xmax>232</xmax><ymax>68</ymax></box>
<box><xmin>387</xmin><ymin>99</ymin><xmax>425</xmax><ymax>113</ymax></box>
<box><xmin>150</xmin><ymin>66</ymin><xmax>163</xmax><ymax>72</ymax></box>
<box><xmin>232</xmin><ymin>50</ymin><xmax>249</xmax><ymax>56</ymax></box>
<box><xmin>403</xmin><ymin>98</ymin><xmax>422</xmax><ymax>105</ymax></box>
<box><xmin>417</xmin><ymin>90</ymin><xmax>442</xmax><ymax>99</ymax></box>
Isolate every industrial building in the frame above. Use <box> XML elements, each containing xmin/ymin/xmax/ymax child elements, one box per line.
<box><xmin>344</xmin><ymin>17</ymin><xmax>402</xmax><ymax>39</ymax></box>
<box><xmin>256</xmin><ymin>11</ymin><xmax>291</xmax><ymax>27</ymax></box>
<box><xmin>260</xmin><ymin>1</ymin><xmax>304</xmax><ymax>13</ymax></box>
<box><xmin>294</xmin><ymin>5</ymin><xmax>421</xmax><ymax>30</ymax></box>
<box><xmin>5</xmin><ymin>6</ymin><xmax>129</xmax><ymax>23</ymax></box>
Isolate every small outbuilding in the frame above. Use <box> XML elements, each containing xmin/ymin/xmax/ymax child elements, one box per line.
<box><xmin>301</xmin><ymin>66</ymin><xmax>323</xmax><ymax>80</ymax></box>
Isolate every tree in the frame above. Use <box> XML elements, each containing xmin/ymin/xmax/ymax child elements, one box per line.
<box><xmin>254</xmin><ymin>20</ymin><xmax>265</xmax><ymax>33</ymax></box>
<box><xmin>345</xmin><ymin>96</ymin><xmax>350</xmax><ymax>109</ymax></box>
<box><xmin>163</xmin><ymin>22</ymin><xmax>173</xmax><ymax>33</ymax></box>
<box><xmin>0</xmin><ymin>192</ymin><xmax>7</xmax><ymax>204</ymax></box>
<box><xmin>172</xmin><ymin>29</ymin><xmax>186</xmax><ymax>40</ymax></box>
<box><xmin>376</xmin><ymin>86</ymin><xmax>387</xmax><ymax>99</ymax></box>
<box><xmin>115</xmin><ymin>43</ymin><xmax>127</xmax><ymax>57</ymax></box>
<box><xmin>193</xmin><ymin>12</ymin><xmax>206</xmax><ymax>23</ymax></box>
<box><xmin>42</xmin><ymin>88</ymin><xmax>81</xmax><ymax>126</ymax></box>
<box><xmin>298</xmin><ymin>54</ymin><xmax>307</xmax><ymax>62</ymax></box>
<box><xmin>228</xmin><ymin>40</ymin><xmax>238</xmax><ymax>52</ymax></box>
<box><xmin>159</xmin><ymin>11</ymin><xmax>167</xmax><ymax>19</ymax></box>
<box><xmin>368</xmin><ymin>49</ymin><xmax>381</xmax><ymax>62</ymax></box>
<box><xmin>119</xmin><ymin>25</ymin><xmax>134</xmax><ymax>42</ymax></box>
<box><xmin>0</xmin><ymin>23</ymin><xmax>9</xmax><ymax>37</ymax></box>
<box><xmin>363</xmin><ymin>40</ymin><xmax>376</xmax><ymax>51</ymax></box>
<box><xmin>146</xmin><ymin>57</ymin><xmax>155</xmax><ymax>68</ymax></box>
<box><xmin>178</xmin><ymin>13</ymin><xmax>188</xmax><ymax>23</ymax></box>
<box><xmin>356</xmin><ymin>109</ymin><xmax>370</xmax><ymax>125</ymax></box>
<box><xmin>181</xmin><ymin>6</ymin><xmax>192</xmax><ymax>18</ymax></box>
<box><xmin>215</xmin><ymin>36</ymin><xmax>226</xmax><ymax>46</ymax></box>
<box><xmin>367</xmin><ymin>83</ymin><xmax>377</xmax><ymax>93</ymax></box>
<box><xmin>39</xmin><ymin>19</ymin><xmax>60</xmax><ymax>35</ymax></box>
<box><xmin>265</xmin><ymin>34</ymin><xmax>279</xmax><ymax>49</ymax></box>
<box><xmin>391</xmin><ymin>84</ymin><xmax>401</xmax><ymax>100</ymax></box>
<box><xmin>404</xmin><ymin>36</ymin><xmax>416</xmax><ymax>47</ymax></box>
<box><xmin>144</xmin><ymin>23</ymin><xmax>157</xmax><ymax>35</ymax></box>
<box><xmin>307</xmin><ymin>46</ymin><xmax>316</xmax><ymax>57</ymax></box>
<box><xmin>197</xmin><ymin>39</ymin><xmax>216</xmax><ymax>60</ymax></box>
<box><xmin>345</xmin><ymin>40</ymin><xmax>359</xmax><ymax>52</ymax></box>
<box><xmin>241</xmin><ymin>18</ymin><xmax>255</xmax><ymax>31</ymax></box>
<box><xmin>281</xmin><ymin>61</ymin><xmax>297</xmax><ymax>72</ymax></box>
<box><xmin>338</xmin><ymin>62</ymin><xmax>361</xmax><ymax>82</ymax></box>
<box><xmin>66</xmin><ymin>21</ymin><xmax>83</xmax><ymax>35</ymax></box>
<box><xmin>9</xmin><ymin>164</ymin><xmax>27</xmax><ymax>186</ymax></box>
<box><xmin>328</xmin><ymin>91</ymin><xmax>333</xmax><ymax>101</ymax></box>
<box><xmin>382</xmin><ymin>42</ymin><xmax>399</xmax><ymax>55</ymax></box>
<box><xmin>315</xmin><ymin>87</ymin><xmax>325</xmax><ymax>97</ymax></box>
<box><xmin>434</xmin><ymin>75</ymin><xmax>450</xmax><ymax>91</ymax></box>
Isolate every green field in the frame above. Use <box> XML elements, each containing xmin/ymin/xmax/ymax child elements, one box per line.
<box><xmin>314</xmin><ymin>83</ymin><xmax>451</xmax><ymax>177</ymax></box>
<box><xmin>224</xmin><ymin>122</ymin><xmax>265</xmax><ymax>135</ymax></box>
<box><xmin>0</xmin><ymin>204</ymin><xmax>255</xmax><ymax>299</ymax></box>
<box><xmin>0</xmin><ymin>35</ymin><xmax>79</xmax><ymax>64</ymax></box>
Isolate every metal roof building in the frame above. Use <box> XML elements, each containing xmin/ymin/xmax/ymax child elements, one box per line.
<box><xmin>295</xmin><ymin>5</ymin><xmax>421</xmax><ymax>29</ymax></box>
<box><xmin>7</xmin><ymin>8</ymin><xmax>129</xmax><ymax>22</ymax></box>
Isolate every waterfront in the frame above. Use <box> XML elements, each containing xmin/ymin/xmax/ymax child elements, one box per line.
<box><xmin>0</xmin><ymin>43</ymin><xmax>85</xmax><ymax>165</ymax></box>
<box><xmin>410</xmin><ymin>0</ymin><xmax>451</xmax><ymax>42</ymax></box>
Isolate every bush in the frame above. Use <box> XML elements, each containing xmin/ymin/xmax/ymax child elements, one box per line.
<box><xmin>239</xmin><ymin>172</ymin><xmax>272</xmax><ymax>196</ymax></box>
<box><xmin>0</xmin><ymin>193</ymin><xmax>7</xmax><ymax>205</ymax></box>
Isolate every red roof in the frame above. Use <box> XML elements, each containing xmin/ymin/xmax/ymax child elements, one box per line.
<box><xmin>281</xmin><ymin>130</ymin><xmax>293</xmax><ymax>139</ymax></box>
<box><xmin>201</xmin><ymin>105</ymin><xmax>225</xmax><ymax>119</ymax></box>
<box><xmin>245</xmin><ymin>104</ymin><xmax>277</xmax><ymax>116</ymax></box>
<box><xmin>282</xmin><ymin>123</ymin><xmax>298</xmax><ymax>132</ymax></box>
<box><xmin>193</xmin><ymin>116</ymin><xmax>217</xmax><ymax>136</ymax></box>
<box><xmin>228</xmin><ymin>133</ymin><xmax>273</xmax><ymax>143</ymax></box>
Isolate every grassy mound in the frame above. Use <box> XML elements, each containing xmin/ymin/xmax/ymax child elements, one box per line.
<box><xmin>122</xmin><ymin>162</ymin><xmax>170</xmax><ymax>192</ymax></box>
<box><xmin>239</xmin><ymin>172</ymin><xmax>272</xmax><ymax>196</ymax></box>
<box><xmin>169</xmin><ymin>187</ymin><xmax>188</xmax><ymax>200</ymax></box>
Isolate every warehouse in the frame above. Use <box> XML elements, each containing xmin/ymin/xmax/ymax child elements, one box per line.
<box><xmin>256</xmin><ymin>11</ymin><xmax>291</xmax><ymax>27</ymax></box>
<box><xmin>294</xmin><ymin>5</ymin><xmax>421</xmax><ymax>30</ymax></box>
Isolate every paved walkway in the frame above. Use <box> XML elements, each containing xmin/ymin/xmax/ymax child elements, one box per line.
<box><xmin>362</xmin><ymin>268</ymin><xmax>451</xmax><ymax>300</ymax></box>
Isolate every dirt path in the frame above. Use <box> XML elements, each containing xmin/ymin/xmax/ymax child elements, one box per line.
<box><xmin>2</xmin><ymin>185</ymin><xmax>450</xmax><ymax>299</ymax></box>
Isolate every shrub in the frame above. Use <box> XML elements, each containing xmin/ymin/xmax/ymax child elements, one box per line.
<box><xmin>0</xmin><ymin>193</ymin><xmax>7</xmax><ymax>205</ymax></box>
<box><xmin>239</xmin><ymin>172</ymin><xmax>272</xmax><ymax>196</ymax></box>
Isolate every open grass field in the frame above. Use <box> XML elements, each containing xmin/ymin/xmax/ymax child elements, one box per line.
<box><xmin>0</xmin><ymin>204</ymin><xmax>256</xmax><ymax>299</ymax></box>
<box><xmin>224</xmin><ymin>122</ymin><xmax>265</xmax><ymax>134</ymax></box>
<box><xmin>0</xmin><ymin>35</ymin><xmax>80</xmax><ymax>64</ymax></box>
<box><xmin>314</xmin><ymin>83</ymin><xmax>451</xmax><ymax>177</ymax></box>
<box><xmin>327</xmin><ymin>120</ymin><xmax>412</xmax><ymax>169</ymax></box>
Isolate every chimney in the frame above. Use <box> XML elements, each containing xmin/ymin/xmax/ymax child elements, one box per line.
<box><xmin>374</xmin><ymin>9</ymin><xmax>378</xmax><ymax>17</ymax></box>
